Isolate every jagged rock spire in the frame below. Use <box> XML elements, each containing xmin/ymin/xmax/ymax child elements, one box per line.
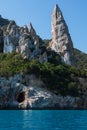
<box><xmin>53</xmin><ymin>4</ymin><xmax>61</xmax><ymax>17</ymax></box>
<box><xmin>52</xmin><ymin>4</ymin><xmax>64</xmax><ymax>42</ymax></box>
<box><xmin>50</xmin><ymin>4</ymin><xmax>76</xmax><ymax>65</ymax></box>
<box><xmin>7</xmin><ymin>20</ymin><xmax>16</xmax><ymax>32</ymax></box>
<box><xmin>28</xmin><ymin>22</ymin><xmax>39</xmax><ymax>44</ymax></box>
<box><xmin>29</xmin><ymin>22</ymin><xmax>36</xmax><ymax>36</ymax></box>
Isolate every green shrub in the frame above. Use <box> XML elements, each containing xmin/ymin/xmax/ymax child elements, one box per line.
<box><xmin>0</xmin><ymin>52</ymin><xmax>86</xmax><ymax>97</ymax></box>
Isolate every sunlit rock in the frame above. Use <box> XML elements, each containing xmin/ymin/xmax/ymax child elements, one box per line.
<box><xmin>50</xmin><ymin>4</ymin><xmax>76</xmax><ymax>65</ymax></box>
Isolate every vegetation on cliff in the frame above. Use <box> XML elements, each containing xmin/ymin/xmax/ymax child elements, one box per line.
<box><xmin>74</xmin><ymin>48</ymin><xmax>87</xmax><ymax>71</ymax></box>
<box><xmin>0</xmin><ymin>52</ymin><xmax>87</xmax><ymax>97</ymax></box>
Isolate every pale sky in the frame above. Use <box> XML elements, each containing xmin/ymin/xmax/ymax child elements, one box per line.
<box><xmin>0</xmin><ymin>0</ymin><xmax>87</xmax><ymax>53</ymax></box>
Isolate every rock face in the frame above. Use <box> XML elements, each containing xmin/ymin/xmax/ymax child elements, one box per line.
<box><xmin>50</xmin><ymin>4</ymin><xmax>75</xmax><ymax>65</ymax></box>
<box><xmin>19</xmin><ymin>33</ymin><xmax>34</xmax><ymax>59</ymax></box>
<box><xmin>0</xmin><ymin>27</ymin><xmax>4</xmax><ymax>52</ymax></box>
<box><xmin>0</xmin><ymin>5</ymin><xmax>76</xmax><ymax>65</ymax></box>
<box><xmin>19</xmin><ymin>24</ymin><xmax>36</xmax><ymax>59</ymax></box>
<box><xmin>4</xmin><ymin>21</ymin><xmax>20</xmax><ymax>53</ymax></box>
<box><xmin>19</xmin><ymin>24</ymin><xmax>48</xmax><ymax>62</ymax></box>
<box><xmin>0</xmin><ymin>74</ymin><xmax>82</xmax><ymax>109</ymax></box>
<box><xmin>29</xmin><ymin>23</ymin><xmax>37</xmax><ymax>39</ymax></box>
<box><xmin>1</xmin><ymin>19</ymin><xmax>48</xmax><ymax>63</ymax></box>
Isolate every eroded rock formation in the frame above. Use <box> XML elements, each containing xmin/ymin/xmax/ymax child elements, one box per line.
<box><xmin>0</xmin><ymin>74</ymin><xmax>83</xmax><ymax>109</ymax></box>
<box><xmin>2</xmin><ymin>20</ymin><xmax>48</xmax><ymax>63</ymax></box>
<box><xmin>4</xmin><ymin>21</ymin><xmax>20</xmax><ymax>53</ymax></box>
<box><xmin>0</xmin><ymin>5</ymin><xmax>80</xmax><ymax>109</ymax></box>
<box><xmin>0</xmin><ymin>27</ymin><xmax>4</xmax><ymax>52</ymax></box>
<box><xmin>50</xmin><ymin>4</ymin><xmax>76</xmax><ymax>65</ymax></box>
<box><xmin>0</xmin><ymin>4</ymin><xmax>76</xmax><ymax>65</ymax></box>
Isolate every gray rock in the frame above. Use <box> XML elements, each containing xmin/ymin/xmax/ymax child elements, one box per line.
<box><xmin>50</xmin><ymin>4</ymin><xmax>76</xmax><ymax>65</ymax></box>
<box><xmin>29</xmin><ymin>22</ymin><xmax>36</xmax><ymax>38</ymax></box>
<box><xmin>29</xmin><ymin>23</ymin><xmax>40</xmax><ymax>46</ymax></box>
<box><xmin>20</xmin><ymin>25</ymin><xmax>28</xmax><ymax>35</ymax></box>
<box><xmin>0</xmin><ymin>18</ymin><xmax>48</xmax><ymax>62</ymax></box>
<box><xmin>0</xmin><ymin>74</ymin><xmax>82</xmax><ymax>109</ymax></box>
<box><xmin>7</xmin><ymin>20</ymin><xmax>16</xmax><ymax>32</ymax></box>
<box><xmin>19</xmin><ymin>33</ymin><xmax>34</xmax><ymax>59</ymax></box>
<box><xmin>4</xmin><ymin>35</ymin><xmax>14</xmax><ymax>53</ymax></box>
<box><xmin>0</xmin><ymin>27</ymin><xmax>4</xmax><ymax>52</ymax></box>
<box><xmin>4</xmin><ymin>21</ymin><xmax>20</xmax><ymax>53</ymax></box>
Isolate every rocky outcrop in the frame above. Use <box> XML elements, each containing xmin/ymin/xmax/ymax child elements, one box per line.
<box><xmin>0</xmin><ymin>74</ymin><xmax>83</xmax><ymax>109</ymax></box>
<box><xmin>49</xmin><ymin>4</ymin><xmax>76</xmax><ymax>65</ymax></box>
<box><xmin>29</xmin><ymin>23</ymin><xmax>37</xmax><ymax>39</ymax></box>
<box><xmin>19</xmin><ymin>33</ymin><xmax>35</xmax><ymax>59</ymax></box>
<box><xmin>4</xmin><ymin>21</ymin><xmax>20</xmax><ymax>53</ymax></box>
<box><xmin>0</xmin><ymin>27</ymin><xmax>4</xmax><ymax>52</ymax></box>
<box><xmin>1</xmin><ymin>19</ymin><xmax>48</xmax><ymax>62</ymax></box>
<box><xmin>0</xmin><ymin>4</ymin><xmax>76</xmax><ymax>65</ymax></box>
<box><xmin>19</xmin><ymin>24</ymin><xmax>48</xmax><ymax>62</ymax></box>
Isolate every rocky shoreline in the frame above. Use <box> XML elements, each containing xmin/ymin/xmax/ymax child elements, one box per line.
<box><xmin>0</xmin><ymin>4</ymin><xmax>86</xmax><ymax>110</ymax></box>
<box><xmin>0</xmin><ymin>73</ymin><xmax>85</xmax><ymax>110</ymax></box>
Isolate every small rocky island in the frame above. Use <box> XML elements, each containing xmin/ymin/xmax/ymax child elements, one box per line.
<box><xmin>0</xmin><ymin>4</ymin><xmax>87</xmax><ymax>109</ymax></box>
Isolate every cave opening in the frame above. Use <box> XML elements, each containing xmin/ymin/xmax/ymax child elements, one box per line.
<box><xmin>16</xmin><ymin>92</ymin><xmax>25</xmax><ymax>103</ymax></box>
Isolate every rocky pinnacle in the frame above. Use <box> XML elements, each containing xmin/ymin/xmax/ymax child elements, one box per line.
<box><xmin>50</xmin><ymin>4</ymin><xmax>76</xmax><ymax>65</ymax></box>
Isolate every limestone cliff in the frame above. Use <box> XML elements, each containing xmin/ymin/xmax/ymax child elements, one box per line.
<box><xmin>4</xmin><ymin>21</ymin><xmax>20</xmax><ymax>53</ymax></box>
<box><xmin>2</xmin><ymin>20</ymin><xmax>48</xmax><ymax>63</ymax></box>
<box><xmin>0</xmin><ymin>4</ymin><xmax>76</xmax><ymax>65</ymax></box>
<box><xmin>49</xmin><ymin>4</ymin><xmax>76</xmax><ymax>65</ymax></box>
<box><xmin>0</xmin><ymin>74</ymin><xmax>83</xmax><ymax>109</ymax></box>
<box><xmin>0</xmin><ymin>5</ymin><xmax>85</xmax><ymax>109</ymax></box>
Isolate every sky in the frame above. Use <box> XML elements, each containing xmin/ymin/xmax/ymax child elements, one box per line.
<box><xmin>0</xmin><ymin>0</ymin><xmax>87</xmax><ymax>53</ymax></box>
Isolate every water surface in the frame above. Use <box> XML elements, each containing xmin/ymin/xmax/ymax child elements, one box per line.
<box><xmin>0</xmin><ymin>110</ymin><xmax>87</xmax><ymax>130</ymax></box>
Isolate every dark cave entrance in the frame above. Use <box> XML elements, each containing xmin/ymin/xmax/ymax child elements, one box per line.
<box><xmin>15</xmin><ymin>92</ymin><xmax>25</xmax><ymax>103</ymax></box>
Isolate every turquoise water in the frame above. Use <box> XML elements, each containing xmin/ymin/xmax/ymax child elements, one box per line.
<box><xmin>0</xmin><ymin>110</ymin><xmax>87</xmax><ymax>130</ymax></box>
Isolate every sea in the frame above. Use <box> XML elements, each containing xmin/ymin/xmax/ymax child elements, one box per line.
<box><xmin>0</xmin><ymin>110</ymin><xmax>87</xmax><ymax>130</ymax></box>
